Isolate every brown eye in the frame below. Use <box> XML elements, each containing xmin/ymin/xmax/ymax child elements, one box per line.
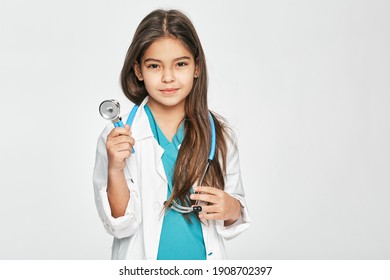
<box><xmin>177</xmin><ymin>62</ymin><xmax>188</xmax><ymax>67</ymax></box>
<box><xmin>147</xmin><ymin>64</ymin><xmax>159</xmax><ymax>69</ymax></box>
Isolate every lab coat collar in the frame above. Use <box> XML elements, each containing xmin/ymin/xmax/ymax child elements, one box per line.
<box><xmin>127</xmin><ymin>96</ymin><xmax>153</xmax><ymax>142</ymax></box>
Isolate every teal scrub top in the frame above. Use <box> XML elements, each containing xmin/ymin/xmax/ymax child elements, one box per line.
<box><xmin>144</xmin><ymin>105</ymin><xmax>206</xmax><ymax>260</ymax></box>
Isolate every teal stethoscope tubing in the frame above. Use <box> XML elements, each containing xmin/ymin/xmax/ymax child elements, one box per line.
<box><xmin>112</xmin><ymin>105</ymin><xmax>139</xmax><ymax>153</ymax></box>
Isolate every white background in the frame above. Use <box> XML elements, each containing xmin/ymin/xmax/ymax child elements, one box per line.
<box><xmin>0</xmin><ymin>0</ymin><xmax>389</xmax><ymax>259</ymax></box>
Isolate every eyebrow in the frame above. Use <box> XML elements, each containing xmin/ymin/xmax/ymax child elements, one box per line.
<box><xmin>143</xmin><ymin>56</ymin><xmax>192</xmax><ymax>63</ymax></box>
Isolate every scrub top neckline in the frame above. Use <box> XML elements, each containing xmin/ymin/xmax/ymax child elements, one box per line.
<box><xmin>144</xmin><ymin>104</ymin><xmax>184</xmax><ymax>147</ymax></box>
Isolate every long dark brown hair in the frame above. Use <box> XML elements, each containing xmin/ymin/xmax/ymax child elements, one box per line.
<box><xmin>120</xmin><ymin>9</ymin><xmax>229</xmax><ymax>217</ymax></box>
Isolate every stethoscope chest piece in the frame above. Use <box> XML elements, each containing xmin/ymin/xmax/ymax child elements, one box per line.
<box><xmin>99</xmin><ymin>99</ymin><xmax>121</xmax><ymax>122</ymax></box>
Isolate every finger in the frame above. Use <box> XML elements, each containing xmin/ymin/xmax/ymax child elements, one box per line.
<box><xmin>190</xmin><ymin>193</ymin><xmax>218</xmax><ymax>204</ymax></box>
<box><xmin>195</xmin><ymin>204</ymin><xmax>220</xmax><ymax>214</ymax></box>
<box><xmin>114</xmin><ymin>142</ymin><xmax>133</xmax><ymax>152</ymax></box>
<box><xmin>108</xmin><ymin>127</ymin><xmax>131</xmax><ymax>138</ymax></box>
<box><xmin>124</xmin><ymin>124</ymin><xmax>132</xmax><ymax>135</ymax></box>
<box><xmin>109</xmin><ymin>135</ymin><xmax>135</xmax><ymax>146</ymax></box>
<box><xmin>194</xmin><ymin>186</ymin><xmax>222</xmax><ymax>195</ymax></box>
<box><xmin>198</xmin><ymin>212</ymin><xmax>221</xmax><ymax>220</ymax></box>
<box><xmin>108</xmin><ymin>149</ymin><xmax>131</xmax><ymax>162</ymax></box>
<box><xmin>116</xmin><ymin>150</ymin><xmax>131</xmax><ymax>159</ymax></box>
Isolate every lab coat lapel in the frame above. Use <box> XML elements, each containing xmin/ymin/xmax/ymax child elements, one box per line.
<box><xmin>147</xmin><ymin>140</ymin><xmax>166</xmax><ymax>259</ymax></box>
<box><xmin>131</xmin><ymin>97</ymin><xmax>166</xmax><ymax>184</ymax></box>
<box><xmin>130</xmin><ymin>97</ymin><xmax>152</xmax><ymax>142</ymax></box>
<box><xmin>152</xmin><ymin>140</ymin><xmax>167</xmax><ymax>184</ymax></box>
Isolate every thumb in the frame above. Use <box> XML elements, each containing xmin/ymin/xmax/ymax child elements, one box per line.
<box><xmin>124</xmin><ymin>124</ymin><xmax>131</xmax><ymax>135</ymax></box>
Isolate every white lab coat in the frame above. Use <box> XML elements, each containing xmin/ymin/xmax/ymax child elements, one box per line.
<box><xmin>93</xmin><ymin>97</ymin><xmax>250</xmax><ymax>259</ymax></box>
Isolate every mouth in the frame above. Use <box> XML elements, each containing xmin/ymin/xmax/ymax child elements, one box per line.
<box><xmin>160</xmin><ymin>88</ymin><xmax>179</xmax><ymax>94</ymax></box>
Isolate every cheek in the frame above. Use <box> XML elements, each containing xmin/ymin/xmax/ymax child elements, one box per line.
<box><xmin>142</xmin><ymin>73</ymin><xmax>160</xmax><ymax>88</ymax></box>
<box><xmin>177</xmin><ymin>73</ymin><xmax>195</xmax><ymax>88</ymax></box>
<box><xmin>185</xmin><ymin>79</ymin><xmax>194</xmax><ymax>91</ymax></box>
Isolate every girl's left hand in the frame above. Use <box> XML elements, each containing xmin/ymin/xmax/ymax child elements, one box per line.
<box><xmin>190</xmin><ymin>186</ymin><xmax>241</xmax><ymax>226</ymax></box>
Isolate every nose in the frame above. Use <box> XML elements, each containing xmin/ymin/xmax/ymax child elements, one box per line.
<box><xmin>161</xmin><ymin>67</ymin><xmax>175</xmax><ymax>83</ymax></box>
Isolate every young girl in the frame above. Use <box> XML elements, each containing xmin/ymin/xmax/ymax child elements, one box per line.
<box><xmin>93</xmin><ymin>9</ymin><xmax>250</xmax><ymax>260</ymax></box>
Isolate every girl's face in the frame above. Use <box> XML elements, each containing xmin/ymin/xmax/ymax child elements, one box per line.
<box><xmin>135</xmin><ymin>37</ymin><xmax>199</xmax><ymax>112</ymax></box>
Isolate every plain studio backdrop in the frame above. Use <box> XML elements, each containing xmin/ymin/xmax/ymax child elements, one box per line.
<box><xmin>0</xmin><ymin>0</ymin><xmax>389</xmax><ymax>259</ymax></box>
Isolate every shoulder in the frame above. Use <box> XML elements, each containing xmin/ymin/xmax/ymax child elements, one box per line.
<box><xmin>219</xmin><ymin>122</ymin><xmax>241</xmax><ymax>174</ymax></box>
<box><xmin>223</xmin><ymin>122</ymin><xmax>238</xmax><ymax>143</ymax></box>
<box><xmin>224</xmin><ymin>127</ymin><xmax>239</xmax><ymax>162</ymax></box>
<box><xmin>212</xmin><ymin>112</ymin><xmax>240</xmax><ymax>165</ymax></box>
<box><xmin>213</xmin><ymin>112</ymin><xmax>238</xmax><ymax>152</ymax></box>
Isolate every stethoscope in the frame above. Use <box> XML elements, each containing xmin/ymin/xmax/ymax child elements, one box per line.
<box><xmin>99</xmin><ymin>99</ymin><xmax>216</xmax><ymax>214</ymax></box>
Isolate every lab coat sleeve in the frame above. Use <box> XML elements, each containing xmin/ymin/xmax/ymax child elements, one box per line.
<box><xmin>215</xmin><ymin>130</ymin><xmax>251</xmax><ymax>240</ymax></box>
<box><xmin>92</xmin><ymin>125</ymin><xmax>141</xmax><ymax>239</ymax></box>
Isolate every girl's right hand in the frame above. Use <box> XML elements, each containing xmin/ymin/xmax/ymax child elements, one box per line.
<box><xmin>106</xmin><ymin>124</ymin><xmax>135</xmax><ymax>172</ymax></box>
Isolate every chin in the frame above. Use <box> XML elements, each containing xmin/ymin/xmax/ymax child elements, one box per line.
<box><xmin>151</xmin><ymin>94</ymin><xmax>186</xmax><ymax>106</ymax></box>
<box><xmin>160</xmin><ymin>99</ymin><xmax>185</xmax><ymax>108</ymax></box>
